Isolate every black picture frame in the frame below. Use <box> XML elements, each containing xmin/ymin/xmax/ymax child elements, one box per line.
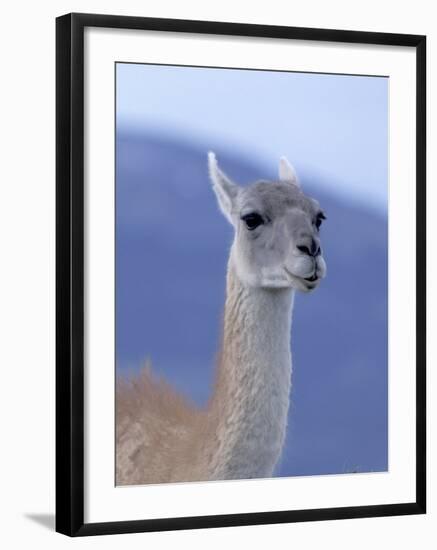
<box><xmin>56</xmin><ymin>12</ymin><xmax>426</xmax><ymax>537</ymax></box>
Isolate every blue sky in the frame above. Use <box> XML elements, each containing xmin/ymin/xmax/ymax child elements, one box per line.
<box><xmin>116</xmin><ymin>63</ymin><xmax>388</xmax><ymax>212</ymax></box>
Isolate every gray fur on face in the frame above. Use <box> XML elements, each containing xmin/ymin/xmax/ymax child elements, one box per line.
<box><xmin>208</xmin><ymin>153</ymin><xmax>327</xmax><ymax>292</ymax></box>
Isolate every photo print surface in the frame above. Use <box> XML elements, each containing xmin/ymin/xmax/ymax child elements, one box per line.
<box><xmin>115</xmin><ymin>62</ymin><xmax>388</xmax><ymax>486</ymax></box>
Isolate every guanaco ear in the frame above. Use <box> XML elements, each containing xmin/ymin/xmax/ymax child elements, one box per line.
<box><xmin>208</xmin><ymin>152</ymin><xmax>239</xmax><ymax>225</ymax></box>
<box><xmin>279</xmin><ymin>156</ymin><xmax>300</xmax><ymax>187</ymax></box>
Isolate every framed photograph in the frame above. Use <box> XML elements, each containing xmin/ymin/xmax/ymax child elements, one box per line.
<box><xmin>56</xmin><ymin>12</ymin><xmax>426</xmax><ymax>536</ymax></box>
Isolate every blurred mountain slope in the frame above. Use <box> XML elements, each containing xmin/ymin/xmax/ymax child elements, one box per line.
<box><xmin>116</xmin><ymin>131</ymin><xmax>388</xmax><ymax>477</ymax></box>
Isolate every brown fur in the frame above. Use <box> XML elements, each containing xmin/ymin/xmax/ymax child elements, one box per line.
<box><xmin>116</xmin><ymin>365</ymin><xmax>211</xmax><ymax>484</ymax></box>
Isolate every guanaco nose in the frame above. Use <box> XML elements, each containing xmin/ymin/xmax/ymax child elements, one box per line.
<box><xmin>297</xmin><ymin>238</ymin><xmax>320</xmax><ymax>257</ymax></box>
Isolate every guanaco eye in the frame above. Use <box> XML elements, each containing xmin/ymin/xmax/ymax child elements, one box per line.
<box><xmin>315</xmin><ymin>212</ymin><xmax>326</xmax><ymax>230</ymax></box>
<box><xmin>241</xmin><ymin>212</ymin><xmax>264</xmax><ymax>230</ymax></box>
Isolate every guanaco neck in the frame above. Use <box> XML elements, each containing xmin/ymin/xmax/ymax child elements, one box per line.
<box><xmin>205</xmin><ymin>253</ymin><xmax>294</xmax><ymax>480</ymax></box>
